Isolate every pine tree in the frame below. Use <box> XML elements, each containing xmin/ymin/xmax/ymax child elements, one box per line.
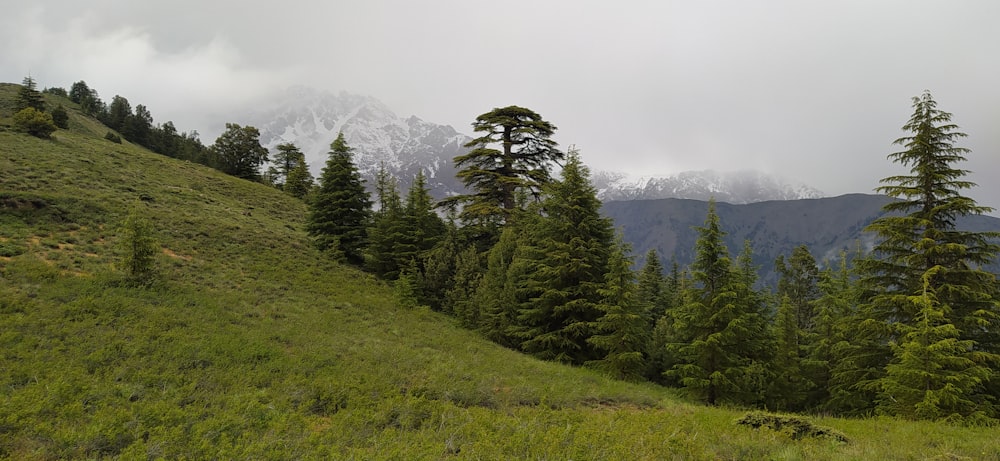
<box><xmin>366</xmin><ymin>170</ymin><xmax>406</xmax><ymax>278</ymax></box>
<box><xmin>447</xmin><ymin>245</ymin><xmax>485</xmax><ymax>327</ymax></box>
<box><xmin>775</xmin><ymin>245</ymin><xmax>822</xmax><ymax>331</ymax></box>
<box><xmin>514</xmin><ymin>152</ymin><xmax>614</xmax><ymax>364</ymax></box>
<box><xmin>51</xmin><ymin>105</ymin><xmax>69</xmax><ymax>129</ymax></box>
<box><xmin>116</xmin><ymin>202</ymin><xmax>159</xmax><ymax>287</ymax></box>
<box><xmin>806</xmin><ymin>253</ymin><xmax>857</xmax><ymax>411</ymax></box>
<box><xmin>855</xmin><ymin>91</ymin><xmax>1000</xmax><ymax>419</ymax></box>
<box><xmin>284</xmin><ymin>161</ymin><xmax>314</xmax><ymax>199</ymax></box>
<box><xmin>16</xmin><ymin>76</ymin><xmax>45</xmax><ymax>112</ymax></box>
<box><xmin>271</xmin><ymin>143</ymin><xmax>305</xmax><ymax>186</ymax></box>
<box><xmin>769</xmin><ymin>295</ymin><xmax>809</xmax><ymax>411</ymax></box>
<box><xmin>420</xmin><ymin>217</ymin><xmax>462</xmax><ymax>311</ymax></box>
<box><xmin>665</xmin><ymin>200</ymin><xmax>772</xmax><ymax>406</ymax></box>
<box><xmin>440</xmin><ymin>106</ymin><xmax>562</xmax><ymax>243</ymax></box>
<box><xmin>587</xmin><ymin>236</ymin><xmax>649</xmax><ymax>381</ymax></box>
<box><xmin>475</xmin><ymin>225</ymin><xmax>533</xmax><ymax>345</ymax></box>
<box><xmin>307</xmin><ymin>133</ymin><xmax>372</xmax><ymax>264</ymax></box>
<box><xmin>636</xmin><ymin>249</ymin><xmax>666</xmax><ymax>326</ymax></box>
<box><xmin>877</xmin><ymin>266</ymin><xmax>993</xmax><ymax>422</ymax></box>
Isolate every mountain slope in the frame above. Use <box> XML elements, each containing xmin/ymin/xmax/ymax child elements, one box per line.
<box><xmin>2</xmin><ymin>82</ymin><xmax>997</xmax><ymax>459</ymax></box>
<box><xmin>602</xmin><ymin>194</ymin><xmax>1000</xmax><ymax>285</ymax></box>
<box><xmin>248</xmin><ymin>86</ymin><xmax>470</xmax><ymax>198</ymax></box>
<box><xmin>593</xmin><ymin>169</ymin><xmax>825</xmax><ymax>204</ymax></box>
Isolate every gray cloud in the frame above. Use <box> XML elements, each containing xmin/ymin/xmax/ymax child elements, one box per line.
<box><xmin>4</xmin><ymin>1</ymin><xmax>998</xmax><ymax>212</ymax></box>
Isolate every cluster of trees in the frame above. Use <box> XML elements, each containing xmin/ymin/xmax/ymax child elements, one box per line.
<box><xmin>15</xmin><ymin>78</ymin><xmax>314</xmax><ymax>198</ymax></box>
<box><xmin>304</xmin><ymin>97</ymin><xmax>1000</xmax><ymax>423</ymax></box>
<box><xmin>10</xmin><ymin>76</ymin><xmax>66</xmax><ymax>138</ymax></box>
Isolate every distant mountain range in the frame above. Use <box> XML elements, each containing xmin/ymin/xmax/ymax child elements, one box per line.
<box><xmin>246</xmin><ymin>87</ymin><xmax>828</xmax><ymax>204</ymax></box>
<box><xmin>600</xmin><ymin>194</ymin><xmax>1000</xmax><ymax>286</ymax></box>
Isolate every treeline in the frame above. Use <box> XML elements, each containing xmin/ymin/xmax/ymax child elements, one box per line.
<box><xmin>304</xmin><ymin>99</ymin><xmax>1000</xmax><ymax>424</ymax></box>
<box><xmin>18</xmin><ymin>78</ymin><xmax>315</xmax><ymax>198</ymax></box>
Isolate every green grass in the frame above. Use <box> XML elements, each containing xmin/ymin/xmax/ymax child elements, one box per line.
<box><xmin>2</xmin><ymin>83</ymin><xmax>999</xmax><ymax>459</ymax></box>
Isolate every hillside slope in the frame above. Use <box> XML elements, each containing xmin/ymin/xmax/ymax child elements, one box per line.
<box><xmin>1</xmin><ymin>83</ymin><xmax>998</xmax><ymax>459</ymax></box>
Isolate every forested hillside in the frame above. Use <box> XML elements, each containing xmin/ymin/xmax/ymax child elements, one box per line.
<box><xmin>2</xmin><ymin>80</ymin><xmax>1000</xmax><ymax>459</ymax></box>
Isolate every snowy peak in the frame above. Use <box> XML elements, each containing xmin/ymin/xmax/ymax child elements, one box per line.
<box><xmin>249</xmin><ymin>86</ymin><xmax>470</xmax><ymax>198</ymax></box>
<box><xmin>593</xmin><ymin>169</ymin><xmax>824</xmax><ymax>204</ymax></box>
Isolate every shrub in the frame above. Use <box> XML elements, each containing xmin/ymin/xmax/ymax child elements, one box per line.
<box><xmin>52</xmin><ymin>105</ymin><xmax>70</xmax><ymax>129</ymax></box>
<box><xmin>115</xmin><ymin>202</ymin><xmax>159</xmax><ymax>286</ymax></box>
<box><xmin>736</xmin><ymin>412</ymin><xmax>850</xmax><ymax>443</ymax></box>
<box><xmin>12</xmin><ymin>107</ymin><xmax>57</xmax><ymax>138</ymax></box>
<box><xmin>105</xmin><ymin>131</ymin><xmax>122</xmax><ymax>143</ymax></box>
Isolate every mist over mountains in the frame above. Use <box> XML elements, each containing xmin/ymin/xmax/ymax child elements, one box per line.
<box><xmin>247</xmin><ymin>87</ymin><xmax>827</xmax><ymax>204</ymax></box>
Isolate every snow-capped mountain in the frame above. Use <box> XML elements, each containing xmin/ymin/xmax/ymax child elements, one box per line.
<box><xmin>248</xmin><ymin>86</ymin><xmax>471</xmax><ymax>198</ymax></box>
<box><xmin>247</xmin><ymin>86</ymin><xmax>823</xmax><ymax>205</ymax></box>
<box><xmin>591</xmin><ymin>169</ymin><xmax>824</xmax><ymax>204</ymax></box>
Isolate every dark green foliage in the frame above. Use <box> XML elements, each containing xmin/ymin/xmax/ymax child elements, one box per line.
<box><xmin>104</xmin><ymin>131</ymin><xmax>122</xmax><ymax>143</ymax></box>
<box><xmin>475</xmin><ymin>224</ymin><xmax>533</xmax><ymax>344</ymax></box>
<box><xmin>854</xmin><ymin>91</ymin><xmax>1000</xmax><ymax>421</ymax></box>
<box><xmin>366</xmin><ymin>167</ymin><xmax>406</xmax><ymax>278</ymax></box>
<box><xmin>440</xmin><ymin>105</ymin><xmax>562</xmax><ymax>241</ymax></box>
<box><xmin>736</xmin><ymin>412</ymin><xmax>849</xmax><ymax>443</ymax></box>
<box><xmin>306</xmin><ymin>133</ymin><xmax>371</xmax><ymax>264</ymax></box>
<box><xmin>209</xmin><ymin>123</ymin><xmax>269</xmax><ymax>181</ymax></box>
<box><xmin>12</xmin><ymin>107</ymin><xmax>57</xmax><ymax>138</ymax></box>
<box><xmin>43</xmin><ymin>86</ymin><xmax>68</xmax><ymax>97</ymax></box>
<box><xmin>115</xmin><ymin>202</ymin><xmax>158</xmax><ymax>286</ymax></box>
<box><xmin>515</xmin><ymin>152</ymin><xmax>614</xmax><ymax>364</ymax></box>
<box><xmin>637</xmin><ymin>249</ymin><xmax>666</xmax><ymax>325</ymax></box>
<box><xmin>270</xmin><ymin>143</ymin><xmax>313</xmax><ymax>196</ymax></box>
<box><xmin>878</xmin><ymin>266</ymin><xmax>994</xmax><ymax>422</ymax></box>
<box><xmin>664</xmin><ymin>201</ymin><xmax>773</xmax><ymax>405</ymax></box>
<box><xmin>587</xmin><ymin>236</ymin><xmax>649</xmax><ymax>381</ymax></box>
<box><xmin>15</xmin><ymin>76</ymin><xmax>45</xmax><ymax>112</ymax></box>
<box><xmin>123</xmin><ymin>104</ymin><xmax>153</xmax><ymax>146</ymax></box>
<box><xmin>104</xmin><ymin>95</ymin><xmax>132</xmax><ymax>132</ymax></box>
<box><xmin>51</xmin><ymin>104</ymin><xmax>69</xmax><ymax>129</ymax></box>
<box><xmin>446</xmin><ymin>245</ymin><xmax>485</xmax><ymax>326</ymax></box>
<box><xmin>768</xmin><ymin>245</ymin><xmax>823</xmax><ymax>411</ymax></box>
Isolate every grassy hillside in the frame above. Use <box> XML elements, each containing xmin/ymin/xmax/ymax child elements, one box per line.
<box><xmin>2</xmin><ymin>83</ymin><xmax>999</xmax><ymax>459</ymax></box>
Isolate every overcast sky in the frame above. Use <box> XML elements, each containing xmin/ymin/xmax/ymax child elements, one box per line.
<box><xmin>3</xmin><ymin>1</ymin><xmax>999</xmax><ymax>209</ymax></box>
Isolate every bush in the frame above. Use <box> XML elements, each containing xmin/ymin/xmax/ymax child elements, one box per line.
<box><xmin>115</xmin><ymin>202</ymin><xmax>159</xmax><ymax>286</ymax></box>
<box><xmin>52</xmin><ymin>105</ymin><xmax>70</xmax><ymax>129</ymax></box>
<box><xmin>105</xmin><ymin>131</ymin><xmax>122</xmax><ymax>143</ymax></box>
<box><xmin>12</xmin><ymin>107</ymin><xmax>57</xmax><ymax>138</ymax></box>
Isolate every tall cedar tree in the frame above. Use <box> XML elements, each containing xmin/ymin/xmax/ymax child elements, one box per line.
<box><xmin>440</xmin><ymin>106</ymin><xmax>562</xmax><ymax>244</ymax></box>
<box><xmin>16</xmin><ymin>76</ymin><xmax>45</xmax><ymax>112</ymax></box>
<box><xmin>514</xmin><ymin>152</ymin><xmax>614</xmax><ymax>364</ymax></box>
<box><xmin>665</xmin><ymin>200</ymin><xmax>773</xmax><ymax>405</ymax></box>
<box><xmin>307</xmin><ymin>133</ymin><xmax>372</xmax><ymax>264</ymax></box>
<box><xmin>210</xmin><ymin>123</ymin><xmax>270</xmax><ymax>181</ymax></box>
<box><xmin>587</xmin><ymin>236</ymin><xmax>649</xmax><ymax>381</ymax></box>
<box><xmin>855</xmin><ymin>91</ymin><xmax>1000</xmax><ymax>420</ymax></box>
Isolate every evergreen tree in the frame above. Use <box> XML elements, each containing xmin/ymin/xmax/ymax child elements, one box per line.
<box><xmin>271</xmin><ymin>143</ymin><xmax>306</xmax><ymax>187</ymax></box>
<box><xmin>51</xmin><ymin>105</ymin><xmax>69</xmax><ymax>129</ymax></box>
<box><xmin>440</xmin><ymin>106</ymin><xmax>562</xmax><ymax>243</ymax></box>
<box><xmin>210</xmin><ymin>123</ymin><xmax>270</xmax><ymax>181</ymax></box>
<box><xmin>768</xmin><ymin>295</ymin><xmax>809</xmax><ymax>411</ymax></box>
<box><xmin>420</xmin><ymin>217</ymin><xmax>462</xmax><ymax>311</ymax></box>
<box><xmin>447</xmin><ymin>245</ymin><xmax>485</xmax><ymax>327</ymax></box>
<box><xmin>116</xmin><ymin>202</ymin><xmax>159</xmax><ymax>287</ymax></box>
<box><xmin>515</xmin><ymin>152</ymin><xmax>614</xmax><ymax>364</ymax></box>
<box><xmin>854</xmin><ymin>91</ymin><xmax>1000</xmax><ymax>419</ymax></box>
<box><xmin>124</xmin><ymin>104</ymin><xmax>153</xmax><ymax>146</ymax></box>
<box><xmin>105</xmin><ymin>95</ymin><xmax>132</xmax><ymax>133</ymax></box>
<box><xmin>307</xmin><ymin>133</ymin><xmax>372</xmax><ymax>264</ymax></box>
<box><xmin>284</xmin><ymin>161</ymin><xmax>314</xmax><ymax>199</ymax></box>
<box><xmin>636</xmin><ymin>249</ymin><xmax>666</xmax><ymax>326</ymax></box>
<box><xmin>15</xmin><ymin>76</ymin><xmax>45</xmax><ymax>112</ymax></box>
<box><xmin>806</xmin><ymin>253</ymin><xmax>857</xmax><ymax>411</ymax></box>
<box><xmin>775</xmin><ymin>245</ymin><xmax>822</xmax><ymax>331</ymax></box>
<box><xmin>664</xmin><ymin>200</ymin><xmax>772</xmax><ymax>406</ymax></box>
<box><xmin>878</xmin><ymin>266</ymin><xmax>993</xmax><ymax>422</ymax></box>
<box><xmin>587</xmin><ymin>236</ymin><xmax>649</xmax><ymax>381</ymax></box>
<box><xmin>366</xmin><ymin>171</ymin><xmax>405</xmax><ymax>278</ymax></box>
<box><xmin>475</xmin><ymin>225</ymin><xmax>532</xmax><ymax>344</ymax></box>
<box><xmin>69</xmin><ymin>81</ymin><xmax>91</xmax><ymax>104</ymax></box>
